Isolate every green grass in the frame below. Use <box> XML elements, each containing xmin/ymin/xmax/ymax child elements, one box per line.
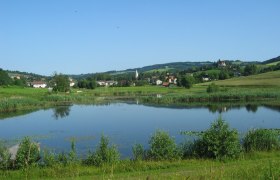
<box><xmin>1</xmin><ymin>152</ymin><xmax>279</xmax><ymax>179</ymax></box>
<box><xmin>202</xmin><ymin>70</ymin><xmax>280</xmax><ymax>87</ymax></box>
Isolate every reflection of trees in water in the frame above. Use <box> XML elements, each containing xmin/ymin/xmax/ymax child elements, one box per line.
<box><xmin>208</xmin><ymin>104</ymin><xmax>260</xmax><ymax>113</ymax></box>
<box><xmin>245</xmin><ymin>104</ymin><xmax>258</xmax><ymax>113</ymax></box>
<box><xmin>208</xmin><ymin>105</ymin><xmax>234</xmax><ymax>113</ymax></box>
<box><xmin>264</xmin><ymin>105</ymin><xmax>280</xmax><ymax>112</ymax></box>
<box><xmin>53</xmin><ymin>106</ymin><xmax>71</xmax><ymax>119</ymax></box>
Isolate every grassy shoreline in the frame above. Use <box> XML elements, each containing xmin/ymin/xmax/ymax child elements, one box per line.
<box><xmin>1</xmin><ymin>152</ymin><xmax>279</xmax><ymax>179</ymax></box>
<box><xmin>0</xmin><ymin>85</ymin><xmax>280</xmax><ymax>112</ymax></box>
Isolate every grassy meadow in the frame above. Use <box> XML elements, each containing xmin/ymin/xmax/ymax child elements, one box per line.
<box><xmin>202</xmin><ymin>70</ymin><xmax>280</xmax><ymax>87</ymax></box>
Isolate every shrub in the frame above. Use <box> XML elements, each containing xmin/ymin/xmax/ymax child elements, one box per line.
<box><xmin>243</xmin><ymin>129</ymin><xmax>280</xmax><ymax>152</ymax></box>
<box><xmin>206</xmin><ymin>83</ymin><xmax>219</xmax><ymax>93</ymax></box>
<box><xmin>193</xmin><ymin>117</ymin><xmax>241</xmax><ymax>160</ymax></box>
<box><xmin>0</xmin><ymin>143</ymin><xmax>11</xmax><ymax>170</ymax></box>
<box><xmin>132</xmin><ymin>144</ymin><xmax>145</xmax><ymax>161</ymax></box>
<box><xmin>147</xmin><ymin>130</ymin><xmax>181</xmax><ymax>161</ymax></box>
<box><xmin>15</xmin><ymin>137</ymin><xmax>40</xmax><ymax>169</ymax></box>
<box><xmin>83</xmin><ymin>135</ymin><xmax>120</xmax><ymax>166</ymax></box>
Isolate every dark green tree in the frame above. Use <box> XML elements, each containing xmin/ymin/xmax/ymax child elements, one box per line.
<box><xmin>52</xmin><ymin>74</ymin><xmax>70</xmax><ymax>92</ymax></box>
<box><xmin>87</xmin><ymin>80</ymin><xmax>97</xmax><ymax>89</ymax></box>
<box><xmin>181</xmin><ymin>76</ymin><xmax>195</xmax><ymax>89</ymax></box>
<box><xmin>0</xmin><ymin>69</ymin><xmax>12</xmax><ymax>86</ymax></box>
<box><xmin>219</xmin><ymin>70</ymin><xmax>229</xmax><ymax>80</ymax></box>
<box><xmin>14</xmin><ymin>77</ymin><xmax>27</xmax><ymax>87</ymax></box>
<box><xmin>244</xmin><ymin>64</ymin><xmax>258</xmax><ymax>76</ymax></box>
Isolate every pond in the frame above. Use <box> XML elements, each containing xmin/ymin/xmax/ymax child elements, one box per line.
<box><xmin>0</xmin><ymin>102</ymin><xmax>280</xmax><ymax>158</ymax></box>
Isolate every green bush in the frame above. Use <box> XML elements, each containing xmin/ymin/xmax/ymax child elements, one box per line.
<box><xmin>0</xmin><ymin>143</ymin><xmax>11</xmax><ymax>170</ymax></box>
<box><xmin>206</xmin><ymin>83</ymin><xmax>219</xmax><ymax>93</ymax></box>
<box><xmin>243</xmin><ymin>129</ymin><xmax>280</xmax><ymax>152</ymax></box>
<box><xmin>193</xmin><ymin>117</ymin><xmax>241</xmax><ymax>160</ymax></box>
<box><xmin>132</xmin><ymin>144</ymin><xmax>145</xmax><ymax>161</ymax></box>
<box><xmin>83</xmin><ymin>135</ymin><xmax>120</xmax><ymax>166</ymax></box>
<box><xmin>147</xmin><ymin>130</ymin><xmax>181</xmax><ymax>161</ymax></box>
<box><xmin>15</xmin><ymin>137</ymin><xmax>40</xmax><ymax>169</ymax></box>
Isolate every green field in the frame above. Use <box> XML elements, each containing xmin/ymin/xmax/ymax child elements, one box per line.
<box><xmin>1</xmin><ymin>152</ymin><xmax>279</xmax><ymax>179</ymax></box>
<box><xmin>202</xmin><ymin>70</ymin><xmax>280</xmax><ymax>87</ymax></box>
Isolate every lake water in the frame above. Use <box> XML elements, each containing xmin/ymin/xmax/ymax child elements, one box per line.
<box><xmin>0</xmin><ymin>102</ymin><xmax>280</xmax><ymax>157</ymax></box>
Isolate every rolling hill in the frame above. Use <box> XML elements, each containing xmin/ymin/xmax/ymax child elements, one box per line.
<box><xmin>203</xmin><ymin>70</ymin><xmax>280</xmax><ymax>87</ymax></box>
<box><xmin>262</xmin><ymin>56</ymin><xmax>280</xmax><ymax>65</ymax></box>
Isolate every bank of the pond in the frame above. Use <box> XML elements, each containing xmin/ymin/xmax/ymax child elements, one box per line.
<box><xmin>0</xmin><ymin>152</ymin><xmax>279</xmax><ymax>179</ymax></box>
<box><xmin>0</xmin><ymin>86</ymin><xmax>280</xmax><ymax>112</ymax></box>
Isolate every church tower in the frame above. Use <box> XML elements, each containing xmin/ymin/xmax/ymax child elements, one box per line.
<box><xmin>135</xmin><ymin>70</ymin><xmax>139</xmax><ymax>79</ymax></box>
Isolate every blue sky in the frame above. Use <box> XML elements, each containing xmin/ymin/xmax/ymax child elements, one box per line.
<box><xmin>0</xmin><ymin>0</ymin><xmax>279</xmax><ymax>75</ymax></box>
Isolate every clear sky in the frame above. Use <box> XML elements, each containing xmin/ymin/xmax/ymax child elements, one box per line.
<box><xmin>0</xmin><ymin>0</ymin><xmax>279</xmax><ymax>75</ymax></box>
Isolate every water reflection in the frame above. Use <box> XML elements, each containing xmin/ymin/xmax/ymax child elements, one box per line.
<box><xmin>0</xmin><ymin>109</ymin><xmax>39</xmax><ymax>120</ymax></box>
<box><xmin>52</xmin><ymin>106</ymin><xmax>71</xmax><ymax>119</ymax></box>
<box><xmin>245</xmin><ymin>104</ymin><xmax>258</xmax><ymax>113</ymax></box>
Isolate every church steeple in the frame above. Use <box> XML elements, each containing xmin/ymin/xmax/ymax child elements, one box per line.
<box><xmin>135</xmin><ymin>70</ymin><xmax>139</xmax><ymax>79</ymax></box>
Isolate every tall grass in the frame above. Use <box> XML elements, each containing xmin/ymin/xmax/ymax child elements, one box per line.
<box><xmin>0</xmin><ymin>98</ymin><xmax>43</xmax><ymax>112</ymax></box>
<box><xmin>243</xmin><ymin>129</ymin><xmax>280</xmax><ymax>152</ymax></box>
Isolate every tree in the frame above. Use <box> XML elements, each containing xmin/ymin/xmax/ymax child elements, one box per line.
<box><xmin>244</xmin><ymin>64</ymin><xmax>258</xmax><ymax>76</ymax></box>
<box><xmin>219</xmin><ymin>70</ymin><xmax>229</xmax><ymax>80</ymax></box>
<box><xmin>181</xmin><ymin>76</ymin><xmax>195</xmax><ymax>89</ymax></box>
<box><xmin>14</xmin><ymin>77</ymin><xmax>27</xmax><ymax>87</ymax></box>
<box><xmin>52</xmin><ymin>74</ymin><xmax>70</xmax><ymax>92</ymax></box>
<box><xmin>87</xmin><ymin>80</ymin><xmax>97</xmax><ymax>89</ymax></box>
<box><xmin>77</xmin><ymin>79</ymin><xmax>97</xmax><ymax>89</ymax></box>
<box><xmin>0</xmin><ymin>69</ymin><xmax>12</xmax><ymax>86</ymax></box>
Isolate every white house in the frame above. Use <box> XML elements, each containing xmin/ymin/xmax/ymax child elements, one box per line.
<box><xmin>30</xmin><ymin>81</ymin><xmax>47</xmax><ymax>88</ymax></box>
<box><xmin>106</xmin><ymin>81</ymin><xmax>118</xmax><ymax>86</ymax></box>
<box><xmin>69</xmin><ymin>78</ymin><xmax>75</xmax><ymax>87</ymax></box>
<box><xmin>97</xmin><ymin>81</ymin><xmax>107</xmax><ymax>86</ymax></box>
<box><xmin>155</xmin><ymin>79</ymin><xmax>163</xmax><ymax>85</ymax></box>
<box><xmin>97</xmin><ymin>81</ymin><xmax>118</xmax><ymax>87</ymax></box>
<box><xmin>202</xmin><ymin>77</ymin><xmax>210</xmax><ymax>81</ymax></box>
<box><xmin>218</xmin><ymin>60</ymin><xmax>226</xmax><ymax>67</ymax></box>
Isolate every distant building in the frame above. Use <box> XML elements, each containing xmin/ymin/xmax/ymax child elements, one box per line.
<box><xmin>202</xmin><ymin>75</ymin><xmax>210</xmax><ymax>81</ymax></box>
<box><xmin>106</xmin><ymin>81</ymin><xmax>118</xmax><ymax>86</ymax></box>
<box><xmin>97</xmin><ymin>81</ymin><xmax>107</xmax><ymax>86</ymax></box>
<box><xmin>97</xmin><ymin>80</ymin><xmax>118</xmax><ymax>87</ymax></box>
<box><xmin>9</xmin><ymin>74</ymin><xmax>21</xmax><ymax>80</ymax></box>
<box><xmin>155</xmin><ymin>80</ymin><xmax>163</xmax><ymax>85</ymax></box>
<box><xmin>69</xmin><ymin>78</ymin><xmax>75</xmax><ymax>87</ymax></box>
<box><xmin>218</xmin><ymin>59</ymin><xmax>226</xmax><ymax>67</ymax></box>
<box><xmin>162</xmin><ymin>82</ymin><xmax>170</xmax><ymax>87</ymax></box>
<box><xmin>165</xmin><ymin>75</ymin><xmax>177</xmax><ymax>84</ymax></box>
<box><xmin>30</xmin><ymin>81</ymin><xmax>47</xmax><ymax>88</ymax></box>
